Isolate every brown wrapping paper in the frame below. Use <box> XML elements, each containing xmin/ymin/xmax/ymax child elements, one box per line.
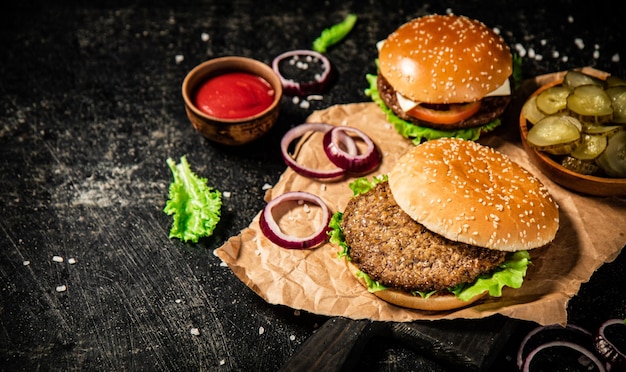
<box><xmin>216</xmin><ymin>101</ymin><xmax>626</xmax><ymax>326</ymax></box>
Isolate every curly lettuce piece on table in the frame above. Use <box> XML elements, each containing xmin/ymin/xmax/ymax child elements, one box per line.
<box><xmin>313</xmin><ymin>13</ymin><xmax>357</xmax><ymax>53</ymax></box>
<box><xmin>164</xmin><ymin>156</ymin><xmax>222</xmax><ymax>243</ymax></box>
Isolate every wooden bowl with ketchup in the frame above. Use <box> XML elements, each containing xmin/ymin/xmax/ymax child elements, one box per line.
<box><xmin>182</xmin><ymin>56</ymin><xmax>283</xmax><ymax>145</ymax></box>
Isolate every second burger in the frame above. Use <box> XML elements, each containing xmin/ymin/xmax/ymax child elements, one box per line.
<box><xmin>367</xmin><ymin>14</ymin><xmax>514</xmax><ymax>143</ymax></box>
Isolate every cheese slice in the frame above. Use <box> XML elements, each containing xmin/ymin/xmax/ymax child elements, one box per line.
<box><xmin>395</xmin><ymin>79</ymin><xmax>512</xmax><ymax>112</ymax></box>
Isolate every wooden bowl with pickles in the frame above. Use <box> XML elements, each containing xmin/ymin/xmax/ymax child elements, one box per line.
<box><xmin>519</xmin><ymin>68</ymin><xmax>626</xmax><ymax>196</ymax></box>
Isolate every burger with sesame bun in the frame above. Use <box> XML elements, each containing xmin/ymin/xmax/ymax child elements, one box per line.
<box><xmin>366</xmin><ymin>14</ymin><xmax>515</xmax><ymax>144</ymax></box>
<box><xmin>329</xmin><ymin>138</ymin><xmax>559</xmax><ymax>311</ymax></box>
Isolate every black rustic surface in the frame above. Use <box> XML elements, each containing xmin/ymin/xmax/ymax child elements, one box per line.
<box><xmin>1</xmin><ymin>1</ymin><xmax>625</xmax><ymax>371</ymax></box>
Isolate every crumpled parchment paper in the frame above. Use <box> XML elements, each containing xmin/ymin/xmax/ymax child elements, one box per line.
<box><xmin>216</xmin><ymin>100</ymin><xmax>626</xmax><ymax>326</ymax></box>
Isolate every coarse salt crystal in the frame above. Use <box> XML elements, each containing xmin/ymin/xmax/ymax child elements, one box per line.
<box><xmin>259</xmin><ymin>326</ymin><xmax>265</xmax><ymax>335</ymax></box>
<box><xmin>223</xmin><ymin>191</ymin><xmax>231</xmax><ymax>198</ymax></box>
<box><xmin>56</xmin><ymin>285</ymin><xmax>67</xmax><ymax>292</ymax></box>
<box><xmin>52</xmin><ymin>256</ymin><xmax>64</xmax><ymax>263</ymax></box>
<box><xmin>289</xmin><ymin>335</ymin><xmax>296</xmax><ymax>341</ymax></box>
<box><xmin>68</xmin><ymin>258</ymin><xmax>77</xmax><ymax>265</ymax></box>
<box><xmin>23</xmin><ymin>260</ymin><xmax>30</xmax><ymax>266</ymax></box>
<box><xmin>201</xmin><ymin>32</ymin><xmax>210</xmax><ymax>42</ymax></box>
<box><xmin>612</xmin><ymin>53</ymin><xmax>620</xmax><ymax>63</ymax></box>
<box><xmin>574</xmin><ymin>38</ymin><xmax>584</xmax><ymax>49</ymax></box>
<box><xmin>299</xmin><ymin>100</ymin><xmax>310</xmax><ymax>109</ymax></box>
<box><xmin>175</xmin><ymin>54</ymin><xmax>184</xmax><ymax>64</ymax></box>
<box><xmin>190</xmin><ymin>328</ymin><xmax>200</xmax><ymax>336</ymax></box>
<box><xmin>262</xmin><ymin>183</ymin><xmax>273</xmax><ymax>190</ymax></box>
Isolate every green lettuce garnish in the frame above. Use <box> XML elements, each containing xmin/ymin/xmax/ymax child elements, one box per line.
<box><xmin>348</xmin><ymin>174</ymin><xmax>387</xmax><ymax>196</ymax></box>
<box><xmin>313</xmin><ymin>13</ymin><xmax>357</xmax><ymax>53</ymax></box>
<box><xmin>164</xmin><ymin>156</ymin><xmax>222</xmax><ymax>243</ymax></box>
<box><xmin>364</xmin><ymin>73</ymin><xmax>501</xmax><ymax>145</ymax></box>
<box><xmin>329</xmin><ymin>176</ymin><xmax>531</xmax><ymax>302</ymax></box>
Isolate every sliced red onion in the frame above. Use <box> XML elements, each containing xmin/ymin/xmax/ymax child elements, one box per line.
<box><xmin>259</xmin><ymin>191</ymin><xmax>331</xmax><ymax>249</ymax></box>
<box><xmin>522</xmin><ymin>341</ymin><xmax>606</xmax><ymax>372</ymax></box>
<box><xmin>595</xmin><ymin>319</ymin><xmax>626</xmax><ymax>370</ymax></box>
<box><xmin>323</xmin><ymin>126</ymin><xmax>381</xmax><ymax>174</ymax></box>
<box><xmin>516</xmin><ymin>323</ymin><xmax>592</xmax><ymax>369</ymax></box>
<box><xmin>281</xmin><ymin>123</ymin><xmax>357</xmax><ymax>179</ymax></box>
<box><xmin>272</xmin><ymin>50</ymin><xmax>331</xmax><ymax>96</ymax></box>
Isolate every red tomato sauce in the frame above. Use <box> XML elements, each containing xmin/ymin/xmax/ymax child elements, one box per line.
<box><xmin>194</xmin><ymin>72</ymin><xmax>275</xmax><ymax>119</ymax></box>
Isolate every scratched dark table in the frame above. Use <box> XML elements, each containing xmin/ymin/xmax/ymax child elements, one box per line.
<box><xmin>1</xmin><ymin>1</ymin><xmax>625</xmax><ymax>371</ymax></box>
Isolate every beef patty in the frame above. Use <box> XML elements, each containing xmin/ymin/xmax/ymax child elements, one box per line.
<box><xmin>376</xmin><ymin>72</ymin><xmax>512</xmax><ymax>130</ymax></box>
<box><xmin>341</xmin><ymin>181</ymin><xmax>507</xmax><ymax>293</ymax></box>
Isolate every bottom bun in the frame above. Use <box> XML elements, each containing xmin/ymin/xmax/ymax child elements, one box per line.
<box><xmin>346</xmin><ymin>259</ymin><xmax>486</xmax><ymax>311</ymax></box>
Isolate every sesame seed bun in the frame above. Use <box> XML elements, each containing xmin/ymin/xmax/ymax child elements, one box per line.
<box><xmin>345</xmin><ymin>259</ymin><xmax>487</xmax><ymax>311</ymax></box>
<box><xmin>388</xmin><ymin>138</ymin><xmax>559</xmax><ymax>252</ymax></box>
<box><xmin>379</xmin><ymin>14</ymin><xmax>513</xmax><ymax>104</ymax></box>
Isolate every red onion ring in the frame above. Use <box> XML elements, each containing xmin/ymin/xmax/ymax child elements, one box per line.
<box><xmin>522</xmin><ymin>341</ymin><xmax>606</xmax><ymax>372</ymax></box>
<box><xmin>323</xmin><ymin>126</ymin><xmax>381</xmax><ymax>174</ymax></box>
<box><xmin>281</xmin><ymin>123</ymin><xmax>357</xmax><ymax>179</ymax></box>
<box><xmin>259</xmin><ymin>191</ymin><xmax>331</xmax><ymax>249</ymax></box>
<box><xmin>595</xmin><ymin>319</ymin><xmax>626</xmax><ymax>370</ymax></box>
<box><xmin>272</xmin><ymin>50</ymin><xmax>331</xmax><ymax>96</ymax></box>
<box><xmin>517</xmin><ymin>323</ymin><xmax>592</xmax><ymax>369</ymax></box>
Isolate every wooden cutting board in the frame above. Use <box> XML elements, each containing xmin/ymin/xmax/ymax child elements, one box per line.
<box><xmin>279</xmin><ymin>315</ymin><xmax>519</xmax><ymax>371</ymax></box>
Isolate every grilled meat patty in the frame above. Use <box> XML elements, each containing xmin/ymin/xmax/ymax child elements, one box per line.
<box><xmin>376</xmin><ymin>72</ymin><xmax>511</xmax><ymax>130</ymax></box>
<box><xmin>341</xmin><ymin>181</ymin><xmax>507</xmax><ymax>293</ymax></box>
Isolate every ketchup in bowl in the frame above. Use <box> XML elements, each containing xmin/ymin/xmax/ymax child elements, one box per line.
<box><xmin>194</xmin><ymin>72</ymin><xmax>275</xmax><ymax>119</ymax></box>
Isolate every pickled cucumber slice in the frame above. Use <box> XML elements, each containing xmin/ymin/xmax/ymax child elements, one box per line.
<box><xmin>606</xmin><ymin>75</ymin><xmax>626</xmax><ymax>88</ymax></box>
<box><xmin>562</xmin><ymin>70</ymin><xmax>605</xmax><ymax>90</ymax></box>
<box><xmin>521</xmin><ymin>95</ymin><xmax>546</xmax><ymax>125</ymax></box>
<box><xmin>606</xmin><ymin>86</ymin><xmax>626</xmax><ymax>123</ymax></box>
<box><xmin>567</xmin><ymin>85</ymin><xmax>613</xmax><ymax>124</ymax></box>
<box><xmin>536</xmin><ymin>86</ymin><xmax>571</xmax><ymax>115</ymax></box>
<box><xmin>596</xmin><ymin>130</ymin><xmax>626</xmax><ymax>177</ymax></box>
<box><xmin>561</xmin><ymin>156</ymin><xmax>599</xmax><ymax>175</ymax></box>
<box><xmin>582</xmin><ymin>124</ymin><xmax>621</xmax><ymax>137</ymax></box>
<box><xmin>527</xmin><ymin>115</ymin><xmax>582</xmax><ymax>155</ymax></box>
<box><xmin>570</xmin><ymin>134</ymin><xmax>607</xmax><ymax>160</ymax></box>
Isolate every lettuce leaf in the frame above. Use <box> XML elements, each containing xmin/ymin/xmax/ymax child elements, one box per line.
<box><xmin>452</xmin><ymin>250</ymin><xmax>530</xmax><ymax>301</ymax></box>
<box><xmin>164</xmin><ymin>156</ymin><xmax>222</xmax><ymax>243</ymax></box>
<box><xmin>348</xmin><ymin>174</ymin><xmax>387</xmax><ymax>196</ymax></box>
<box><xmin>364</xmin><ymin>74</ymin><xmax>501</xmax><ymax>145</ymax></box>
<box><xmin>313</xmin><ymin>13</ymin><xmax>357</xmax><ymax>53</ymax></box>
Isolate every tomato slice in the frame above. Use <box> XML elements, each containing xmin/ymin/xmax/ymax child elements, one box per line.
<box><xmin>407</xmin><ymin>101</ymin><xmax>482</xmax><ymax>125</ymax></box>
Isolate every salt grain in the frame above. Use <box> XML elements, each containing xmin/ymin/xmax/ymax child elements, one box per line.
<box><xmin>574</xmin><ymin>38</ymin><xmax>585</xmax><ymax>49</ymax></box>
<box><xmin>175</xmin><ymin>54</ymin><xmax>184</xmax><ymax>64</ymax></box>
<box><xmin>23</xmin><ymin>260</ymin><xmax>30</xmax><ymax>266</ymax></box>
<box><xmin>52</xmin><ymin>256</ymin><xmax>64</xmax><ymax>263</ymax></box>
<box><xmin>299</xmin><ymin>100</ymin><xmax>310</xmax><ymax>109</ymax></box>
<box><xmin>289</xmin><ymin>335</ymin><xmax>296</xmax><ymax>341</ymax></box>
<box><xmin>262</xmin><ymin>183</ymin><xmax>273</xmax><ymax>190</ymax></box>
<box><xmin>68</xmin><ymin>257</ymin><xmax>77</xmax><ymax>265</ymax></box>
<box><xmin>190</xmin><ymin>328</ymin><xmax>200</xmax><ymax>336</ymax></box>
<box><xmin>56</xmin><ymin>285</ymin><xmax>67</xmax><ymax>292</ymax></box>
<box><xmin>259</xmin><ymin>326</ymin><xmax>265</xmax><ymax>335</ymax></box>
<box><xmin>201</xmin><ymin>32</ymin><xmax>210</xmax><ymax>42</ymax></box>
<box><xmin>612</xmin><ymin>53</ymin><xmax>620</xmax><ymax>63</ymax></box>
<box><xmin>223</xmin><ymin>191</ymin><xmax>231</xmax><ymax>198</ymax></box>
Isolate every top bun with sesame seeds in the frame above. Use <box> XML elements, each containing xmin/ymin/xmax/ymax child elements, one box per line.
<box><xmin>374</xmin><ymin>14</ymin><xmax>514</xmax><ymax>133</ymax></box>
<box><xmin>388</xmin><ymin>138</ymin><xmax>559</xmax><ymax>252</ymax></box>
